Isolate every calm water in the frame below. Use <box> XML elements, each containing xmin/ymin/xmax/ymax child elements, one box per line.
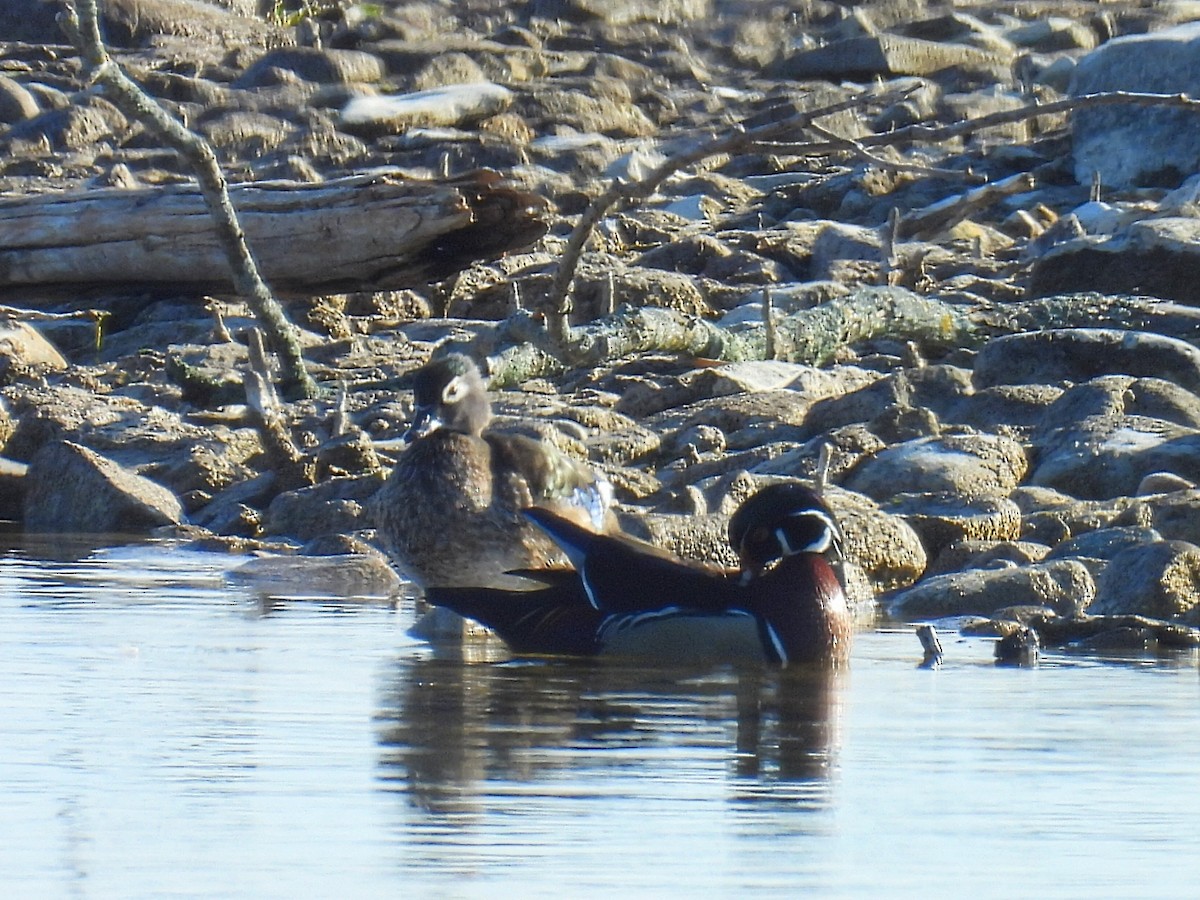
<box><xmin>3</xmin><ymin>538</ymin><xmax>1200</xmax><ymax>898</ymax></box>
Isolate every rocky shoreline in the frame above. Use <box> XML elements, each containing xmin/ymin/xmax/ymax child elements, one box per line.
<box><xmin>4</xmin><ymin>0</ymin><xmax>1200</xmax><ymax>657</ymax></box>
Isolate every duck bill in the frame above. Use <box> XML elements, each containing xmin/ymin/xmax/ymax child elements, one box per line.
<box><xmin>401</xmin><ymin>406</ymin><xmax>442</xmax><ymax>444</ymax></box>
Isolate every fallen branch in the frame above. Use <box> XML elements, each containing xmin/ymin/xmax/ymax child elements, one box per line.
<box><xmin>485</xmin><ymin>286</ymin><xmax>974</xmax><ymax>386</ymax></box>
<box><xmin>0</xmin><ymin>170</ymin><xmax>546</xmax><ymax>299</ymax></box>
<box><xmin>544</xmin><ymin>89</ymin><xmax>1200</xmax><ymax>344</ymax></box>
<box><xmin>897</xmin><ymin>172</ymin><xmax>1037</xmax><ymax>239</ymax></box>
<box><xmin>483</xmin><ymin>288</ymin><xmax>1200</xmax><ymax>387</ymax></box>
<box><xmin>756</xmin><ymin>90</ymin><xmax>1200</xmax><ymax>156</ymax></box>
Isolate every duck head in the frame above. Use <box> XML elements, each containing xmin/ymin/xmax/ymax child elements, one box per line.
<box><xmin>729</xmin><ymin>483</ymin><xmax>852</xmax><ymax>667</ymax></box>
<box><xmin>729</xmin><ymin>483</ymin><xmax>843</xmax><ymax>582</ymax></box>
<box><xmin>403</xmin><ymin>353</ymin><xmax>492</xmax><ymax>442</ymax></box>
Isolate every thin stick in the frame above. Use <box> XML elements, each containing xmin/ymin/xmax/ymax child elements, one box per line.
<box><xmin>762</xmin><ymin>286</ymin><xmax>777</xmax><ymax>361</ymax></box>
<box><xmin>544</xmin><ymin>87</ymin><xmax>916</xmax><ymax>318</ymax></box>
<box><xmin>757</xmin><ymin>90</ymin><xmax>1200</xmax><ymax>156</ymax></box>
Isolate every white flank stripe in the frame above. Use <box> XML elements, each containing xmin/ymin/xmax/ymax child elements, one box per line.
<box><xmin>765</xmin><ymin>622</ymin><xmax>788</xmax><ymax>664</ymax></box>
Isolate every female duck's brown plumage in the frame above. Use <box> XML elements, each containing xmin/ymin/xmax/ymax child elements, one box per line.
<box><xmin>370</xmin><ymin>353</ymin><xmax>613</xmax><ymax>588</ymax></box>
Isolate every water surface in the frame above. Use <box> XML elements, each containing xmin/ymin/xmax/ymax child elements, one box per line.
<box><xmin>3</xmin><ymin>538</ymin><xmax>1199</xmax><ymax>897</ymax></box>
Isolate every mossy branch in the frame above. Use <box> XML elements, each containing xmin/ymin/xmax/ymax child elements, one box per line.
<box><xmin>483</xmin><ymin>289</ymin><xmax>1200</xmax><ymax>388</ymax></box>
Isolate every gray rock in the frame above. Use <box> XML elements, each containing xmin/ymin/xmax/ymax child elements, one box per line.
<box><xmin>228</xmin><ymin>552</ymin><xmax>401</xmax><ymax>600</ymax></box>
<box><xmin>952</xmin><ymin>383</ymin><xmax>1064</xmax><ymax>430</ymax></box>
<box><xmin>236</xmin><ymin>47</ymin><xmax>387</xmax><ymax>88</ymax></box>
<box><xmin>528</xmin><ymin>0</ymin><xmax>711</xmax><ymax>25</ymax></box>
<box><xmin>0</xmin><ymin>321</ymin><xmax>68</xmax><ymax>382</ymax></box>
<box><xmin>1028</xmin><ymin>218</ymin><xmax>1200</xmax><ymax>305</ymax></box>
<box><xmin>586</xmin><ymin>421</ymin><xmax>661</xmax><ymax>465</ymax></box>
<box><xmin>1032</xmin><ymin>414</ymin><xmax>1200</xmax><ymax>500</ymax></box>
<box><xmin>1123</xmin><ymin>490</ymin><xmax>1200</xmax><ymax>546</ymax></box>
<box><xmin>886</xmin><ymin>491</ymin><xmax>1023</xmax><ymax>559</ymax></box>
<box><xmin>4</xmin><ymin>96</ymin><xmax>128</xmax><ymax>153</ymax></box>
<box><xmin>24</xmin><ymin>440</ymin><xmax>183</xmax><ymax>533</ymax></box>
<box><xmin>773</xmin><ymin>34</ymin><xmax>1012</xmax><ymax>83</ymax></box>
<box><xmin>0</xmin><ymin>0</ymin><xmax>63</xmax><ymax>43</ymax></box>
<box><xmin>926</xmin><ymin>538</ymin><xmax>1050</xmax><ymax>577</ymax></box>
<box><xmin>750</xmin><ymin>424</ymin><xmax>887</xmax><ymax>484</ymax></box>
<box><xmin>263</xmin><ymin>475</ymin><xmax>385</xmax><ymax>542</ymax></box>
<box><xmin>1004</xmin><ymin>17</ymin><xmax>1100</xmax><ymax>52</ymax></box>
<box><xmin>886</xmin><ymin>559</ymin><xmax>1095</xmax><ymax>620</ymax></box>
<box><xmin>1091</xmin><ymin>541</ymin><xmax>1200</xmax><ymax>618</ymax></box>
<box><xmin>1034</xmin><ymin>376</ymin><xmax>1200</xmax><ymax>435</ymax></box>
<box><xmin>593</xmin><ymin>265</ymin><xmax>711</xmax><ymax>317</ymax></box>
<box><xmin>695</xmin><ymin>360</ymin><xmax>858</xmax><ymax>397</ymax></box>
<box><xmin>804</xmin><ymin>365</ymin><xmax>973</xmax><ymax>436</ymax></box>
<box><xmin>824</xmin><ymin>486</ymin><xmax>927</xmax><ymax>592</ymax></box>
<box><xmin>197</xmin><ymin>110</ymin><xmax>295</xmax><ymax>153</ymax></box>
<box><xmin>619</xmin><ymin>508</ymin><xmax>736</xmax><ymax>568</ymax></box>
<box><xmin>1011</xmin><ymin>485</ymin><xmax>1135</xmax><ymax>544</ymax></box>
<box><xmin>808</xmin><ymin>222</ymin><xmax>884</xmax><ymax>281</ymax></box>
<box><xmin>800</xmin><ymin>374</ymin><xmax>900</xmax><ymax>435</ymax></box>
<box><xmin>845</xmin><ymin>433</ymin><xmax>1026</xmax><ymax>500</ymax></box>
<box><xmin>974</xmin><ymin>329</ymin><xmax>1200</xmax><ymax>393</ymax></box>
<box><xmin>0</xmin><ymin>76</ymin><xmax>40</xmax><ymax>126</ymax></box>
<box><xmin>1137</xmin><ymin>472</ymin><xmax>1196</xmax><ymax>495</ymax></box>
<box><xmin>101</xmin><ymin>0</ymin><xmax>287</xmax><ymax>49</ymax></box>
<box><xmin>1045</xmin><ymin>525</ymin><xmax>1163</xmax><ymax>561</ymax></box>
<box><xmin>1</xmin><ymin>382</ymin><xmax>263</xmax><ymax>496</ymax></box>
<box><xmin>638</xmin><ymin>233</ymin><xmax>787</xmax><ymax>285</ymax></box>
<box><xmin>1070</xmin><ymin>22</ymin><xmax>1200</xmax><ymax>187</ymax></box>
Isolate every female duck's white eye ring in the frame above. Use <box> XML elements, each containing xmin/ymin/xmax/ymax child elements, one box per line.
<box><xmin>442</xmin><ymin>376</ymin><xmax>469</xmax><ymax>405</ymax></box>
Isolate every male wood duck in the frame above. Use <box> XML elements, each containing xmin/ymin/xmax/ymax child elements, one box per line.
<box><xmin>425</xmin><ymin>483</ymin><xmax>853</xmax><ymax>667</ymax></box>
<box><xmin>370</xmin><ymin>352</ymin><xmax>614</xmax><ymax>588</ymax></box>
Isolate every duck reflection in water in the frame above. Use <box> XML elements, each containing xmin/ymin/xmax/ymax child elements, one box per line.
<box><xmin>376</xmin><ymin>655</ymin><xmax>844</xmax><ymax>818</ymax></box>
<box><xmin>424</xmin><ymin>483</ymin><xmax>853</xmax><ymax>669</ymax></box>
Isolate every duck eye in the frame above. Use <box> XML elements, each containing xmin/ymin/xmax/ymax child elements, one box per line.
<box><xmin>442</xmin><ymin>376</ymin><xmax>468</xmax><ymax>405</ymax></box>
<box><xmin>741</xmin><ymin>525</ymin><xmax>781</xmax><ymax>563</ymax></box>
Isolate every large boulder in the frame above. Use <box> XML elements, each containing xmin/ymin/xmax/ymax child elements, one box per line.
<box><xmin>1070</xmin><ymin>22</ymin><xmax>1200</xmax><ymax>187</ymax></box>
<box><xmin>23</xmin><ymin>440</ymin><xmax>183</xmax><ymax>534</ymax></box>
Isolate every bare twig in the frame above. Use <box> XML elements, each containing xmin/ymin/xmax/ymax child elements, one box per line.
<box><xmin>244</xmin><ymin>329</ymin><xmax>317</xmax><ymax>488</ymax></box>
<box><xmin>545</xmin><ymin>87</ymin><xmax>915</xmax><ymax>317</ymax></box>
<box><xmin>758</xmin><ymin>90</ymin><xmax>1200</xmax><ymax>158</ymax></box>
<box><xmin>897</xmin><ymin>172</ymin><xmax>1037</xmax><ymax>239</ymax></box>
<box><xmin>761</xmin><ymin>286</ymin><xmax>777</xmax><ymax>361</ymax></box>
<box><xmin>806</xmin><ymin>119</ymin><xmax>980</xmax><ymax>182</ymax></box>
<box><xmin>0</xmin><ymin>303</ymin><xmax>108</xmax><ymax>349</ymax></box>
<box><xmin>59</xmin><ymin>0</ymin><xmax>319</xmax><ymax>400</ymax></box>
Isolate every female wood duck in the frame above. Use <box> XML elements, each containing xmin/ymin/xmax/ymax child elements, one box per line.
<box><xmin>425</xmin><ymin>483</ymin><xmax>853</xmax><ymax>667</ymax></box>
<box><xmin>370</xmin><ymin>353</ymin><xmax>614</xmax><ymax>588</ymax></box>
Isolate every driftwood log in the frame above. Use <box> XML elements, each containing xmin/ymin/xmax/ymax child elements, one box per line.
<box><xmin>483</xmin><ymin>288</ymin><xmax>1200</xmax><ymax>387</ymax></box>
<box><xmin>0</xmin><ymin>168</ymin><xmax>547</xmax><ymax>302</ymax></box>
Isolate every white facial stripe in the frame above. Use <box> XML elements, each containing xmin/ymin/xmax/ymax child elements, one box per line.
<box><xmin>580</xmin><ymin>571</ymin><xmax>601</xmax><ymax>611</ymax></box>
<box><xmin>774</xmin><ymin>527</ymin><xmax>794</xmax><ymax>555</ymax></box>
<box><xmin>779</xmin><ymin>509</ymin><xmax>837</xmax><ymax>553</ymax></box>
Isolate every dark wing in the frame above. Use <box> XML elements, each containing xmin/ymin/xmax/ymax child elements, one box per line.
<box><xmin>524</xmin><ymin>507</ymin><xmax>738</xmax><ymax>615</ymax></box>
<box><xmin>424</xmin><ymin>575</ymin><xmax>604</xmax><ymax>656</ymax></box>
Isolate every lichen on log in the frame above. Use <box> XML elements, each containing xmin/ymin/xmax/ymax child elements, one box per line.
<box><xmin>482</xmin><ymin>288</ymin><xmax>1200</xmax><ymax>388</ymax></box>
